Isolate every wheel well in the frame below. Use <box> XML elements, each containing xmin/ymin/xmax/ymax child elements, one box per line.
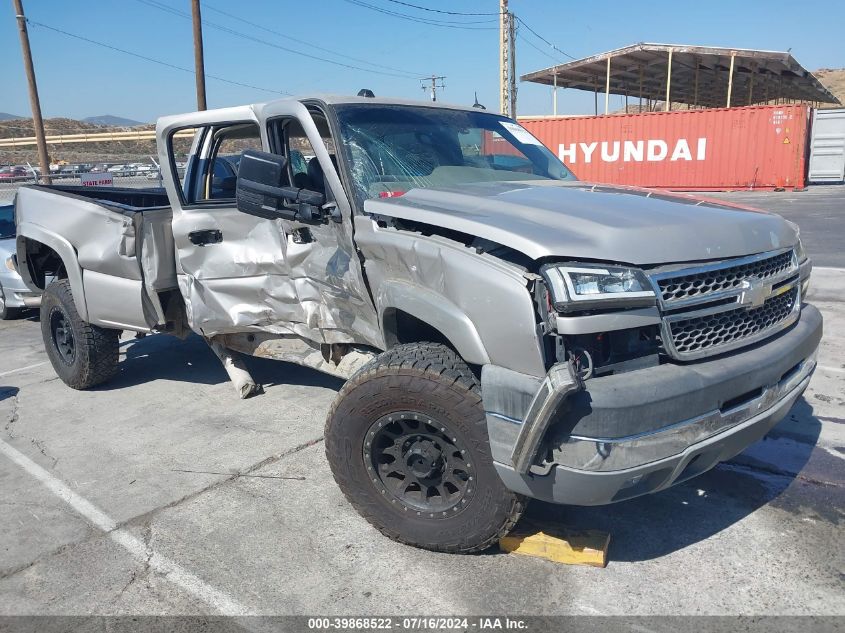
<box><xmin>384</xmin><ymin>308</ymin><xmax>449</xmax><ymax>348</ymax></box>
<box><xmin>383</xmin><ymin>308</ymin><xmax>481</xmax><ymax>378</ymax></box>
<box><xmin>22</xmin><ymin>239</ymin><xmax>67</xmax><ymax>289</ymax></box>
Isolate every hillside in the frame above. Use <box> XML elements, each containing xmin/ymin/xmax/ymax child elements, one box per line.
<box><xmin>814</xmin><ymin>68</ymin><xmax>845</xmax><ymax>105</ymax></box>
<box><xmin>0</xmin><ymin>112</ymin><xmax>24</xmax><ymax>121</ymax></box>
<box><xmin>0</xmin><ymin>117</ymin><xmax>156</xmax><ymax>165</ymax></box>
<box><xmin>82</xmin><ymin>115</ymin><xmax>146</xmax><ymax>126</ymax></box>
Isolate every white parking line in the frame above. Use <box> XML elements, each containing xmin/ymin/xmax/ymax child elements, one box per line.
<box><xmin>819</xmin><ymin>365</ymin><xmax>845</xmax><ymax>375</ymax></box>
<box><xmin>0</xmin><ymin>361</ymin><xmax>49</xmax><ymax>378</ymax></box>
<box><xmin>0</xmin><ymin>438</ymin><xmax>252</xmax><ymax>616</ymax></box>
<box><xmin>821</xmin><ymin>446</ymin><xmax>845</xmax><ymax>462</ymax></box>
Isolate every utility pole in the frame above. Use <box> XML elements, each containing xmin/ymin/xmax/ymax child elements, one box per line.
<box><xmin>12</xmin><ymin>0</ymin><xmax>51</xmax><ymax>184</ymax></box>
<box><xmin>191</xmin><ymin>0</ymin><xmax>207</xmax><ymax>110</ymax></box>
<box><xmin>498</xmin><ymin>0</ymin><xmax>517</xmax><ymax>117</ymax></box>
<box><xmin>420</xmin><ymin>75</ymin><xmax>446</xmax><ymax>102</ymax></box>
<box><xmin>499</xmin><ymin>0</ymin><xmax>509</xmax><ymax>116</ymax></box>
<box><xmin>508</xmin><ymin>11</ymin><xmax>516</xmax><ymax>117</ymax></box>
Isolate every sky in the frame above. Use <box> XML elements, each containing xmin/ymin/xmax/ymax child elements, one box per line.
<box><xmin>1</xmin><ymin>0</ymin><xmax>844</xmax><ymax>123</ymax></box>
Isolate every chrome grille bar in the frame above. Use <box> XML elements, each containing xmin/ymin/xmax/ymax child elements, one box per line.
<box><xmin>650</xmin><ymin>248</ymin><xmax>801</xmax><ymax>360</ymax></box>
<box><xmin>651</xmin><ymin>248</ymin><xmax>798</xmax><ymax>312</ymax></box>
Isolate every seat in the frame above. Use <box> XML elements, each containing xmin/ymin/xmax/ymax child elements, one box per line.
<box><xmin>306</xmin><ymin>157</ymin><xmax>326</xmax><ymax>194</ymax></box>
<box><xmin>305</xmin><ymin>156</ymin><xmax>340</xmax><ymax>195</ymax></box>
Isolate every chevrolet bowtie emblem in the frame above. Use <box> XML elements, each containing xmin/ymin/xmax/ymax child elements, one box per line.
<box><xmin>739</xmin><ymin>276</ymin><xmax>771</xmax><ymax>309</ymax></box>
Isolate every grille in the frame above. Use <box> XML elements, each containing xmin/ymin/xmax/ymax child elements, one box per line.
<box><xmin>658</xmin><ymin>250</ymin><xmax>794</xmax><ymax>304</ymax></box>
<box><xmin>667</xmin><ymin>287</ymin><xmax>798</xmax><ymax>356</ymax></box>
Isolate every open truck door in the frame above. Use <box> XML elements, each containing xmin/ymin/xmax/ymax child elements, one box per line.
<box><xmin>156</xmin><ymin>101</ymin><xmax>381</xmax><ymax>348</ymax></box>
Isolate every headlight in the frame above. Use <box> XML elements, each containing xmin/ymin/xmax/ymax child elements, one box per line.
<box><xmin>4</xmin><ymin>255</ymin><xmax>16</xmax><ymax>273</ymax></box>
<box><xmin>787</xmin><ymin>221</ymin><xmax>807</xmax><ymax>263</ymax></box>
<box><xmin>541</xmin><ymin>263</ymin><xmax>656</xmax><ymax>312</ymax></box>
<box><xmin>795</xmin><ymin>236</ymin><xmax>807</xmax><ymax>263</ymax></box>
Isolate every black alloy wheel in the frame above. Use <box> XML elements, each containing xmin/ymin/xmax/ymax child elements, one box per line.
<box><xmin>49</xmin><ymin>306</ymin><xmax>76</xmax><ymax>364</ymax></box>
<box><xmin>365</xmin><ymin>412</ymin><xmax>474</xmax><ymax>517</ymax></box>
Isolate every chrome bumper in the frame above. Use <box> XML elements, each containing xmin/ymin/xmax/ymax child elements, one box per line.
<box><xmin>486</xmin><ymin>302</ymin><xmax>822</xmax><ymax>506</ymax></box>
<box><xmin>551</xmin><ymin>351</ymin><xmax>816</xmax><ymax>472</ymax></box>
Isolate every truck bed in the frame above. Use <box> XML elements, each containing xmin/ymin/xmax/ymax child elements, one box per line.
<box><xmin>39</xmin><ymin>184</ymin><xmax>171</xmax><ymax>214</ymax></box>
<box><xmin>14</xmin><ymin>184</ymin><xmax>177</xmax><ymax>331</ymax></box>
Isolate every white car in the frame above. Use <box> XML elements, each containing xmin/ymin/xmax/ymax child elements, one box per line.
<box><xmin>107</xmin><ymin>165</ymin><xmax>136</xmax><ymax>177</ymax></box>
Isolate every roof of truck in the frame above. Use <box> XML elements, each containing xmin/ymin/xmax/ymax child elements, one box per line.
<box><xmin>155</xmin><ymin>94</ymin><xmax>495</xmax><ymax>131</ymax></box>
<box><xmin>273</xmin><ymin>93</ymin><xmax>488</xmax><ymax>112</ymax></box>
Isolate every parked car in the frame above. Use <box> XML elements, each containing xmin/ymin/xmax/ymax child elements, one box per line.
<box><xmin>56</xmin><ymin>164</ymin><xmax>87</xmax><ymax>179</ymax></box>
<box><xmin>0</xmin><ymin>166</ymin><xmax>33</xmax><ymax>182</ymax></box>
<box><xmin>13</xmin><ymin>94</ymin><xmax>821</xmax><ymax>553</ymax></box>
<box><xmin>0</xmin><ymin>204</ymin><xmax>40</xmax><ymax>319</ymax></box>
<box><xmin>106</xmin><ymin>164</ymin><xmax>135</xmax><ymax>177</ymax></box>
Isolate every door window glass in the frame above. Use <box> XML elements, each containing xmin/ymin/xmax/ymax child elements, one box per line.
<box><xmin>204</xmin><ymin>124</ymin><xmax>262</xmax><ymax>201</ymax></box>
<box><xmin>267</xmin><ymin>112</ymin><xmax>337</xmax><ymax>197</ymax></box>
<box><xmin>169</xmin><ymin>122</ymin><xmax>262</xmax><ymax>205</ymax></box>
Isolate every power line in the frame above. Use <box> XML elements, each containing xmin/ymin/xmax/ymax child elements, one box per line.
<box><xmin>382</xmin><ymin>0</ymin><xmax>500</xmax><ymax>16</ymax></box>
<box><xmin>201</xmin><ymin>1</ymin><xmax>426</xmax><ymax>77</ymax></box>
<box><xmin>342</xmin><ymin>0</ymin><xmax>498</xmax><ymax>29</ymax></box>
<box><xmin>516</xmin><ymin>31</ymin><xmax>561</xmax><ymax>63</ymax></box>
<box><xmin>25</xmin><ymin>20</ymin><xmax>291</xmax><ymax>96</ymax></box>
<box><xmin>513</xmin><ymin>15</ymin><xmax>577</xmax><ymax>61</ymax></box>
<box><xmin>135</xmin><ymin>0</ymin><xmax>425</xmax><ymax>78</ymax></box>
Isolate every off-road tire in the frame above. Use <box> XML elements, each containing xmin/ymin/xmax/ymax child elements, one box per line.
<box><xmin>325</xmin><ymin>342</ymin><xmax>527</xmax><ymax>553</ymax></box>
<box><xmin>40</xmin><ymin>280</ymin><xmax>119</xmax><ymax>389</ymax></box>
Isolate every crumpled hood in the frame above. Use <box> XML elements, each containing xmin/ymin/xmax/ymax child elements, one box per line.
<box><xmin>364</xmin><ymin>181</ymin><xmax>798</xmax><ymax>266</ymax></box>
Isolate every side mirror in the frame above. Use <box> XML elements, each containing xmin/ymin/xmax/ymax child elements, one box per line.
<box><xmin>236</xmin><ymin>149</ymin><xmax>326</xmax><ymax>223</ymax></box>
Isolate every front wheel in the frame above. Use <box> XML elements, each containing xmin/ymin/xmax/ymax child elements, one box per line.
<box><xmin>40</xmin><ymin>280</ymin><xmax>119</xmax><ymax>389</ymax></box>
<box><xmin>325</xmin><ymin>342</ymin><xmax>526</xmax><ymax>553</ymax></box>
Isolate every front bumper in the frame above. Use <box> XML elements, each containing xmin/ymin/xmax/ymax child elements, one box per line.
<box><xmin>483</xmin><ymin>303</ymin><xmax>823</xmax><ymax>505</ymax></box>
<box><xmin>0</xmin><ymin>272</ymin><xmax>41</xmax><ymax>309</ymax></box>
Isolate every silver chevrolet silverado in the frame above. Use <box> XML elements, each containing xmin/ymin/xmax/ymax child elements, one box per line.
<box><xmin>14</xmin><ymin>95</ymin><xmax>822</xmax><ymax>553</ymax></box>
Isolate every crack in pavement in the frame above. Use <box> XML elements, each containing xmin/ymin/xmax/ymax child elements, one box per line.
<box><xmin>3</xmin><ymin>392</ymin><xmax>19</xmax><ymax>439</ymax></box>
<box><xmin>111</xmin><ymin>524</ymin><xmax>154</xmax><ymax>606</ymax></box>
<box><xmin>0</xmin><ymin>435</ymin><xmax>324</xmax><ymax>583</ymax></box>
<box><xmin>723</xmin><ymin>458</ymin><xmax>843</xmax><ymax>488</ymax></box>
<box><xmin>123</xmin><ymin>435</ymin><xmax>324</xmax><ymax>531</ymax></box>
<box><xmin>0</xmin><ymin>529</ymin><xmax>98</xmax><ymax>580</ymax></box>
<box><xmin>31</xmin><ymin>437</ymin><xmax>59</xmax><ymax>469</ymax></box>
<box><xmin>4</xmin><ymin>391</ymin><xmax>60</xmax><ymax>469</ymax></box>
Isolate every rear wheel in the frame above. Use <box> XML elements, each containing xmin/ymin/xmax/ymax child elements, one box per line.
<box><xmin>40</xmin><ymin>280</ymin><xmax>119</xmax><ymax>389</ymax></box>
<box><xmin>325</xmin><ymin>342</ymin><xmax>526</xmax><ymax>553</ymax></box>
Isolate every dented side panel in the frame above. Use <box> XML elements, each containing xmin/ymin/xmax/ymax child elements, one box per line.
<box><xmin>14</xmin><ymin>186</ymin><xmax>150</xmax><ymax>329</ymax></box>
<box><xmin>354</xmin><ymin>216</ymin><xmax>546</xmax><ymax>377</ymax></box>
<box><xmin>158</xmin><ymin>102</ymin><xmax>383</xmax><ymax>348</ymax></box>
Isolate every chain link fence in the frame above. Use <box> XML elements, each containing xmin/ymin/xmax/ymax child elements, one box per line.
<box><xmin>0</xmin><ymin>134</ymin><xmax>169</xmax><ymax>205</ymax></box>
<box><xmin>0</xmin><ymin>172</ymin><xmax>165</xmax><ymax>205</ymax></box>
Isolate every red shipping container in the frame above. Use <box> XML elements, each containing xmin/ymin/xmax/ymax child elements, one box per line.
<box><xmin>518</xmin><ymin>105</ymin><xmax>810</xmax><ymax>190</ymax></box>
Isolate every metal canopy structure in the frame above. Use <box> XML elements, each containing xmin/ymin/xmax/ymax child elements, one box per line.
<box><xmin>521</xmin><ymin>43</ymin><xmax>841</xmax><ymax>114</ymax></box>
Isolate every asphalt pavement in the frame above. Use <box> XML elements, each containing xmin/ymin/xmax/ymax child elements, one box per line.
<box><xmin>707</xmin><ymin>185</ymin><xmax>845</xmax><ymax>269</ymax></box>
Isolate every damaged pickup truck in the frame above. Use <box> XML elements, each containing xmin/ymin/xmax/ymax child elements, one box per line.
<box><xmin>15</xmin><ymin>95</ymin><xmax>821</xmax><ymax>552</ymax></box>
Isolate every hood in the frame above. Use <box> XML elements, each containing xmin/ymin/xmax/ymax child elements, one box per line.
<box><xmin>364</xmin><ymin>181</ymin><xmax>798</xmax><ymax>266</ymax></box>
